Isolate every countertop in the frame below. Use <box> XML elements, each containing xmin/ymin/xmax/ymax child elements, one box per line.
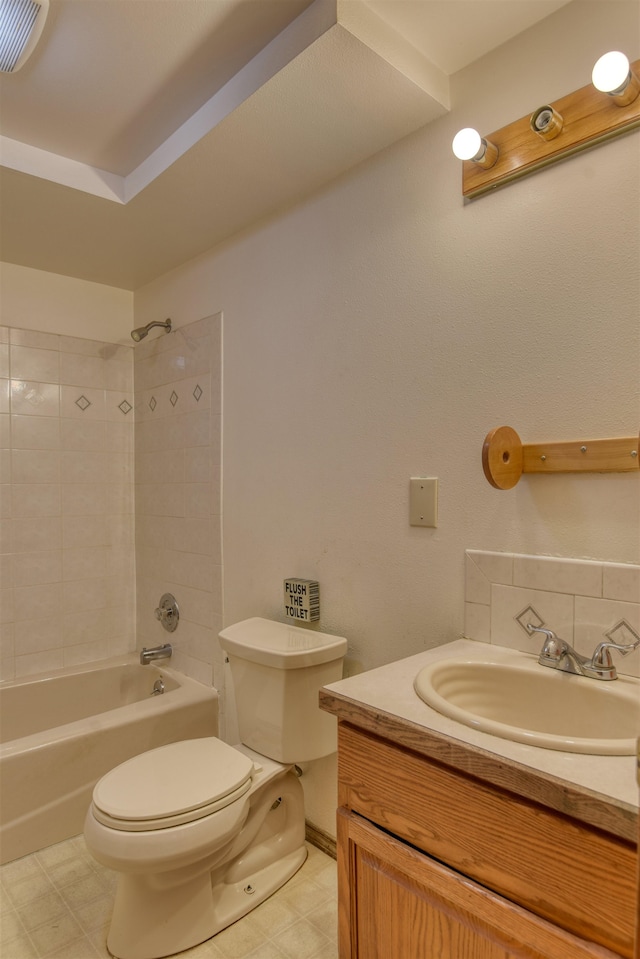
<box><xmin>319</xmin><ymin>639</ymin><xmax>639</xmax><ymax>844</ymax></box>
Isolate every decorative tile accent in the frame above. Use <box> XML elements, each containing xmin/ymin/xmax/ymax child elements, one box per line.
<box><xmin>575</xmin><ymin>596</ymin><xmax>640</xmax><ymax>676</ymax></box>
<box><xmin>118</xmin><ymin>399</ymin><xmax>132</xmax><ymax>415</ymax></box>
<box><xmin>605</xmin><ymin>619</ymin><xmax>640</xmax><ymax>646</ymax></box>
<box><xmin>492</xmin><ymin>584</ymin><xmax>575</xmax><ymax>652</ymax></box>
<box><xmin>515</xmin><ymin>605</ymin><xmax>544</xmax><ymax>634</ymax></box>
<box><xmin>193</xmin><ymin>384</ymin><xmax>203</xmax><ymax>402</ymax></box>
<box><xmin>170</xmin><ymin>391</ymin><xmax>178</xmax><ymax>407</ymax></box>
<box><xmin>61</xmin><ymin>385</ymin><xmax>104</xmax><ymax>420</ymax></box>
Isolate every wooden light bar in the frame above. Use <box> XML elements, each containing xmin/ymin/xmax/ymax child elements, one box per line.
<box><xmin>482</xmin><ymin>425</ymin><xmax>640</xmax><ymax>490</ymax></box>
<box><xmin>461</xmin><ymin>59</ymin><xmax>640</xmax><ymax>199</ymax></box>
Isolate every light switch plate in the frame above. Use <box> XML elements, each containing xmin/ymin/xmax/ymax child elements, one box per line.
<box><xmin>409</xmin><ymin>477</ymin><xmax>438</xmax><ymax>527</ymax></box>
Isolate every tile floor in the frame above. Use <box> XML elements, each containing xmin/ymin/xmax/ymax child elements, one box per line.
<box><xmin>0</xmin><ymin>837</ymin><xmax>338</xmax><ymax>959</ymax></box>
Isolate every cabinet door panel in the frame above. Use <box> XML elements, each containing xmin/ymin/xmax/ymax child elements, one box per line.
<box><xmin>340</xmin><ymin>810</ymin><xmax>621</xmax><ymax>959</ymax></box>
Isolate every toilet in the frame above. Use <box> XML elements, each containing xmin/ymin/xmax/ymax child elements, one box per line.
<box><xmin>84</xmin><ymin>617</ymin><xmax>347</xmax><ymax>959</ymax></box>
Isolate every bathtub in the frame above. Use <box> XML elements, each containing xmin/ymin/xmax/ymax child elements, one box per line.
<box><xmin>0</xmin><ymin>656</ymin><xmax>217</xmax><ymax>864</ymax></box>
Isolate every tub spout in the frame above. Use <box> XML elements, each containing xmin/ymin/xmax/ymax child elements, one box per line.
<box><xmin>140</xmin><ymin>644</ymin><xmax>172</xmax><ymax>665</ymax></box>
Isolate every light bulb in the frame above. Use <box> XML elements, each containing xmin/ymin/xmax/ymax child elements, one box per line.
<box><xmin>452</xmin><ymin>128</ymin><xmax>483</xmax><ymax>161</ymax></box>
<box><xmin>452</xmin><ymin>128</ymin><xmax>499</xmax><ymax>169</ymax></box>
<box><xmin>592</xmin><ymin>51</ymin><xmax>639</xmax><ymax>105</ymax></box>
<box><xmin>592</xmin><ymin>51</ymin><xmax>629</xmax><ymax>93</ymax></box>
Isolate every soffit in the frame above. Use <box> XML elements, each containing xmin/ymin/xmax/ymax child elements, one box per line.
<box><xmin>0</xmin><ymin>0</ymin><xmax>572</xmax><ymax>290</ymax></box>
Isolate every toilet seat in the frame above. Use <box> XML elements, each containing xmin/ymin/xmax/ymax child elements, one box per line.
<box><xmin>92</xmin><ymin>738</ymin><xmax>255</xmax><ymax>832</ymax></box>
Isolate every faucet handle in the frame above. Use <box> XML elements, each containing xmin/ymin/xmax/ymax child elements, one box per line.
<box><xmin>591</xmin><ymin>638</ymin><xmax>640</xmax><ymax>669</ymax></box>
<box><xmin>526</xmin><ymin>624</ymin><xmax>565</xmax><ymax>661</ymax></box>
<box><xmin>526</xmin><ymin>625</ymin><xmax>556</xmax><ymax>641</ymax></box>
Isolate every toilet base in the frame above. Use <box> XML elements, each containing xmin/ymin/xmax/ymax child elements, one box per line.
<box><xmin>107</xmin><ymin>845</ymin><xmax>307</xmax><ymax>959</ymax></box>
<box><xmin>102</xmin><ymin>766</ymin><xmax>308</xmax><ymax>959</ymax></box>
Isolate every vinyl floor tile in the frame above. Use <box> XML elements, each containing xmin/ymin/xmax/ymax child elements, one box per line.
<box><xmin>0</xmin><ymin>838</ymin><xmax>337</xmax><ymax>959</ymax></box>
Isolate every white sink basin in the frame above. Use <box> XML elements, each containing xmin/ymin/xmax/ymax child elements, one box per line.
<box><xmin>414</xmin><ymin>653</ymin><xmax>640</xmax><ymax>755</ymax></box>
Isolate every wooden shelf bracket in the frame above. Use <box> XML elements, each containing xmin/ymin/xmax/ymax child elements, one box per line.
<box><xmin>482</xmin><ymin>425</ymin><xmax>640</xmax><ymax>489</ymax></box>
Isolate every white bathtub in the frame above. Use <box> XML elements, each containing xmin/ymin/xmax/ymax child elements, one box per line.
<box><xmin>0</xmin><ymin>656</ymin><xmax>217</xmax><ymax>864</ymax></box>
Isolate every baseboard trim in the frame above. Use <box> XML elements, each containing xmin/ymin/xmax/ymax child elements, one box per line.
<box><xmin>305</xmin><ymin>820</ymin><xmax>337</xmax><ymax>860</ymax></box>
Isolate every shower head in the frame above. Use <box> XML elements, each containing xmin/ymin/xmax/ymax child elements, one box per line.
<box><xmin>130</xmin><ymin>319</ymin><xmax>172</xmax><ymax>342</ymax></box>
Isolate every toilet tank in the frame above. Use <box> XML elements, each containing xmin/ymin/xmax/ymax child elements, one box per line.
<box><xmin>219</xmin><ymin>618</ymin><xmax>347</xmax><ymax>764</ymax></box>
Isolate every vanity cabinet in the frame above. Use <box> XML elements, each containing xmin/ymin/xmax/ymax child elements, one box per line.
<box><xmin>335</xmin><ymin>722</ymin><xmax>637</xmax><ymax>959</ymax></box>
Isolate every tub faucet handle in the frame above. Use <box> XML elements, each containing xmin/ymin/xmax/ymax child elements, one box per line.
<box><xmin>155</xmin><ymin>593</ymin><xmax>179</xmax><ymax>633</ymax></box>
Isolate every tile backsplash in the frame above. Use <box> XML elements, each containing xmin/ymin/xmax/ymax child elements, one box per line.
<box><xmin>465</xmin><ymin>550</ymin><xmax>640</xmax><ymax>678</ymax></box>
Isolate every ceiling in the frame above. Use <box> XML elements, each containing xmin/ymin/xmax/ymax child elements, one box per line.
<box><xmin>0</xmin><ymin>0</ymin><xmax>571</xmax><ymax>290</ymax></box>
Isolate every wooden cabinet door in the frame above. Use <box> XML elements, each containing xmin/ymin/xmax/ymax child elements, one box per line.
<box><xmin>338</xmin><ymin>809</ymin><xmax>622</xmax><ymax>959</ymax></box>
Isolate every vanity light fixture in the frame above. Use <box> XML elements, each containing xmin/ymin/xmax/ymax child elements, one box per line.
<box><xmin>591</xmin><ymin>51</ymin><xmax>640</xmax><ymax>106</ymax></box>
<box><xmin>0</xmin><ymin>0</ymin><xmax>49</xmax><ymax>73</ymax></box>
<box><xmin>455</xmin><ymin>53</ymin><xmax>640</xmax><ymax>199</ymax></box>
<box><xmin>451</xmin><ymin>128</ymin><xmax>499</xmax><ymax>169</ymax></box>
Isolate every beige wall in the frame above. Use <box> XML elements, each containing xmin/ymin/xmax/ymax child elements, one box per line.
<box><xmin>0</xmin><ymin>263</ymin><xmax>133</xmax><ymax>343</ymax></box>
<box><xmin>134</xmin><ymin>2</ymin><xmax>640</xmax><ymax>831</ymax></box>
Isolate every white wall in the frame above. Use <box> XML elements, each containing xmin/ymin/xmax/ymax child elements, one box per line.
<box><xmin>134</xmin><ymin>2</ymin><xmax>640</xmax><ymax>833</ymax></box>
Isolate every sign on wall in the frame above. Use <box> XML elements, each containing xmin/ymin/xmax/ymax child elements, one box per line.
<box><xmin>284</xmin><ymin>579</ymin><xmax>320</xmax><ymax>622</ymax></box>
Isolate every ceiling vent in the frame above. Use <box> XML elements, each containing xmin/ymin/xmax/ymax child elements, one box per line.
<box><xmin>0</xmin><ymin>0</ymin><xmax>49</xmax><ymax>73</ymax></box>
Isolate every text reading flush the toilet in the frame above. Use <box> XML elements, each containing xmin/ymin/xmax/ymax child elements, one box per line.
<box><xmin>284</xmin><ymin>579</ymin><xmax>320</xmax><ymax>622</ymax></box>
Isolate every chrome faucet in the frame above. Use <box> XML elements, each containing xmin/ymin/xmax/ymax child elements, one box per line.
<box><xmin>526</xmin><ymin>624</ymin><xmax>639</xmax><ymax>681</ymax></box>
<box><xmin>140</xmin><ymin>643</ymin><xmax>172</xmax><ymax>665</ymax></box>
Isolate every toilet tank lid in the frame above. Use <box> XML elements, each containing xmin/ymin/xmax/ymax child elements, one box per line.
<box><xmin>219</xmin><ymin>617</ymin><xmax>347</xmax><ymax>669</ymax></box>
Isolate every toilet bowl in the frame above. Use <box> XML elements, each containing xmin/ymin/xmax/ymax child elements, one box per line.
<box><xmin>84</xmin><ymin>618</ymin><xmax>347</xmax><ymax>959</ymax></box>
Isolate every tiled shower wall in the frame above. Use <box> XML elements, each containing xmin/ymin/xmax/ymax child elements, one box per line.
<box><xmin>1</xmin><ymin>316</ymin><xmax>222</xmax><ymax>692</ymax></box>
<box><xmin>134</xmin><ymin>315</ymin><xmax>222</xmax><ymax>691</ymax></box>
<box><xmin>465</xmin><ymin>550</ymin><xmax>640</xmax><ymax>677</ymax></box>
<box><xmin>0</xmin><ymin>327</ymin><xmax>135</xmax><ymax>680</ymax></box>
